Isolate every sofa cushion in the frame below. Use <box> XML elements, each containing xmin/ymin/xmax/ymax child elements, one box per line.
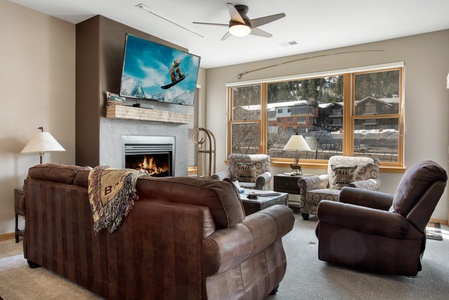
<box><xmin>28</xmin><ymin>163</ymin><xmax>91</xmax><ymax>185</ymax></box>
<box><xmin>136</xmin><ymin>176</ymin><xmax>245</xmax><ymax>229</ymax></box>
<box><xmin>330</xmin><ymin>165</ymin><xmax>357</xmax><ymax>190</ymax></box>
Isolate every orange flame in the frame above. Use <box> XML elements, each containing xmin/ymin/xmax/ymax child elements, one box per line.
<box><xmin>134</xmin><ymin>156</ymin><xmax>168</xmax><ymax>175</ymax></box>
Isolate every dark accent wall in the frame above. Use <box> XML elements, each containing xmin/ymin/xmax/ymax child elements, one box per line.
<box><xmin>76</xmin><ymin>15</ymin><xmax>189</xmax><ymax>172</ymax></box>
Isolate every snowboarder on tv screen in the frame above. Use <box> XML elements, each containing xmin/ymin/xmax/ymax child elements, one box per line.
<box><xmin>170</xmin><ymin>59</ymin><xmax>184</xmax><ymax>82</ymax></box>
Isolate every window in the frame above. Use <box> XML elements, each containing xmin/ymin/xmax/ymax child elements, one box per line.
<box><xmin>229</xmin><ymin>85</ymin><xmax>262</xmax><ymax>154</ymax></box>
<box><xmin>227</xmin><ymin>64</ymin><xmax>404</xmax><ymax>168</ymax></box>
<box><xmin>352</xmin><ymin>69</ymin><xmax>402</xmax><ymax>165</ymax></box>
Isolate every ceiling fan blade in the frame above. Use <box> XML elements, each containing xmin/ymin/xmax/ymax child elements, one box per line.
<box><xmin>221</xmin><ymin>31</ymin><xmax>232</xmax><ymax>41</ymax></box>
<box><xmin>227</xmin><ymin>2</ymin><xmax>245</xmax><ymax>24</ymax></box>
<box><xmin>193</xmin><ymin>21</ymin><xmax>228</xmax><ymax>27</ymax></box>
<box><xmin>250</xmin><ymin>28</ymin><xmax>273</xmax><ymax>38</ymax></box>
<box><xmin>250</xmin><ymin>13</ymin><xmax>286</xmax><ymax>28</ymax></box>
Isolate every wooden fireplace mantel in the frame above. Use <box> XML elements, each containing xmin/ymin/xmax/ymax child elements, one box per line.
<box><xmin>106</xmin><ymin>105</ymin><xmax>193</xmax><ymax>124</ymax></box>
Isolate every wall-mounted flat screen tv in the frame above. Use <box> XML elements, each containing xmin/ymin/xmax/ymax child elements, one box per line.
<box><xmin>120</xmin><ymin>34</ymin><xmax>201</xmax><ymax>106</ymax></box>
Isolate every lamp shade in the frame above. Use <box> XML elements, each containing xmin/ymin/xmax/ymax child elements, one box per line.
<box><xmin>21</xmin><ymin>128</ymin><xmax>65</xmax><ymax>164</ymax></box>
<box><xmin>283</xmin><ymin>135</ymin><xmax>311</xmax><ymax>151</ymax></box>
<box><xmin>21</xmin><ymin>132</ymin><xmax>65</xmax><ymax>154</ymax></box>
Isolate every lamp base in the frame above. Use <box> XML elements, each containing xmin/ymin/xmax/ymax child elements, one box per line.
<box><xmin>290</xmin><ymin>164</ymin><xmax>303</xmax><ymax>175</ymax></box>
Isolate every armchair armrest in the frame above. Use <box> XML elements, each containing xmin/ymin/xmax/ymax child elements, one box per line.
<box><xmin>255</xmin><ymin>171</ymin><xmax>272</xmax><ymax>190</ymax></box>
<box><xmin>202</xmin><ymin>205</ymin><xmax>294</xmax><ymax>276</ymax></box>
<box><xmin>348</xmin><ymin>178</ymin><xmax>381</xmax><ymax>191</ymax></box>
<box><xmin>316</xmin><ymin>200</ymin><xmax>410</xmax><ymax>239</ymax></box>
<box><xmin>211</xmin><ymin>170</ymin><xmax>231</xmax><ymax>181</ymax></box>
<box><xmin>339</xmin><ymin>187</ymin><xmax>393</xmax><ymax>210</ymax></box>
<box><xmin>297</xmin><ymin>174</ymin><xmax>329</xmax><ymax>195</ymax></box>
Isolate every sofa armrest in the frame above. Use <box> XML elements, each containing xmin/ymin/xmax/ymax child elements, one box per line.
<box><xmin>297</xmin><ymin>174</ymin><xmax>329</xmax><ymax>195</ymax></box>
<box><xmin>348</xmin><ymin>178</ymin><xmax>381</xmax><ymax>191</ymax></box>
<box><xmin>211</xmin><ymin>170</ymin><xmax>231</xmax><ymax>181</ymax></box>
<box><xmin>339</xmin><ymin>187</ymin><xmax>393</xmax><ymax>210</ymax></box>
<box><xmin>316</xmin><ymin>200</ymin><xmax>411</xmax><ymax>239</ymax></box>
<box><xmin>255</xmin><ymin>172</ymin><xmax>272</xmax><ymax>190</ymax></box>
<box><xmin>202</xmin><ymin>205</ymin><xmax>294</xmax><ymax>276</ymax></box>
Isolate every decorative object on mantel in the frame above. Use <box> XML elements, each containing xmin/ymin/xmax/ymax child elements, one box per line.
<box><xmin>21</xmin><ymin>127</ymin><xmax>65</xmax><ymax>164</ymax></box>
<box><xmin>106</xmin><ymin>91</ymin><xmax>125</xmax><ymax>106</ymax></box>
<box><xmin>106</xmin><ymin>105</ymin><xmax>193</xmax><ymax>124</ymax></box>
<box><xmin>192</xmin><ymin>128</ymin><xmax>216</xmax><ymax>178</ymax></box>
<box><xmin>283</xmin><ymin>134</ymin><xmax>311</xmax><ymax>175</ymax></box>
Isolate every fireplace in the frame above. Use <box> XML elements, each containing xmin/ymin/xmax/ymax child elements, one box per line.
<box><xmin>122</xmin><ymin>136</ymin><xmax>175</xmax><ymax>176</ymax></box>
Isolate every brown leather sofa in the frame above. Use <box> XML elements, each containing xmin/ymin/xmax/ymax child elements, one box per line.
<box><xmin>23</xmin><ymin>163</ymin><xmax>295</xmax><ymax>300</ymax></box>
<box><xmin>315</xmin><ymin>160</ymin><xmax>447</xmax><ymax>276</ymax></box>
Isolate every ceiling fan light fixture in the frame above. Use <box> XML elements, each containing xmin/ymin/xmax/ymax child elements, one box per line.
<box><xmin>229</xmin><ymin>24</ymin><xmax>251</xmax><ymax>37</ymax></box>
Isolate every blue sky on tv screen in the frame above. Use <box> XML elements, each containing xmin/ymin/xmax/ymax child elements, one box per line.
<box><xmin>120</xmin><ymin>34</ymin><xmax>200</xmax><ymax>105</ymax></box>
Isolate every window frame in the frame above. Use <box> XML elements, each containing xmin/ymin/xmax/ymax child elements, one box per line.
<box><xmin>226</xmin><ymin>63</ymin><xmax>405</xmax><ymax>171</ymax></box>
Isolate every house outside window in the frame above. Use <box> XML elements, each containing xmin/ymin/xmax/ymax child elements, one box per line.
<box><xmin>227</xmin><ymin>64</ymin><xmax>404</xmax><ymax>168</ymax></box>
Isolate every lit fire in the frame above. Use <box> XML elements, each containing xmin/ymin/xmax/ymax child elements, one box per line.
<box><xmin>134</xmin><ymin>156</ymin><xmax>168</xmax><ymax>175</ymax></box>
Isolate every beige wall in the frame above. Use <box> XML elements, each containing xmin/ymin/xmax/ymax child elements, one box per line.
<box><xmin>205</xmin><ymin>30</ymin><xmax>449</xmax><ymax>221</ymax></box>
<box><xmin>0</xmin><ymin>1</ymin><xmax>75</xmax><ymax>234</ymax></box>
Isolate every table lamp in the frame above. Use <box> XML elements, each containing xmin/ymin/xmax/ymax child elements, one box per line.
<box><xmin>21</xmin><ymin>127</ymin><xmax>65</xmax><ymax>164</ymax></box>
<box><xmin>283</xmin><ymin>134</ymin><xmax>311</xmax><ymax>175</ymax></box>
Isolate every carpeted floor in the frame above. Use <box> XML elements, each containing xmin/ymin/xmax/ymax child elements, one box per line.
<box><xmin>1</xmin><ymin>211</ymin><xmax>449</xmax><ymax>300</ymax></box>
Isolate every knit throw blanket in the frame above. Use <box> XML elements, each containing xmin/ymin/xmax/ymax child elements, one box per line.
<box><xmin>88</xmin><ymin>166</ymin><xmax>142</xmax><ymax>233</ymax></box>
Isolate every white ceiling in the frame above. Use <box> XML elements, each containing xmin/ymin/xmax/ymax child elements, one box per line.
<box><xmin>8</xmin><ymin>0</ymin><xmax>449</xmax><ymax>69</ymax></box>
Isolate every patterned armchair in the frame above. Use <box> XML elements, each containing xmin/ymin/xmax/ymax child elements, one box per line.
<box><xmin>298</xmin><ymin>156</ymin><xmax>380</xmax><ymax>220</ymax></box>
<box><xmin>212</xmin><ymin>154</ymin><xmax>272</xmax><ymax>190</ymax></box>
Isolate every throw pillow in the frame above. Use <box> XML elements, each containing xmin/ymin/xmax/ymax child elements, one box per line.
<box><xmin>331</xmin><ymin>165</ymin><xmax>357</xmax><ymax>190</ymax></box>
<box><xmin>233</xmin><ymin>163</ymin><xmax>257</xmax><ymax>183</ymax></box>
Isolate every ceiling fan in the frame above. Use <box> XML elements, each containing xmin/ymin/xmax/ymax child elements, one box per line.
<box><xmin>193</xmin><ymin>3</ymin><xmax>286</xmax><ymax>40</ymax></box>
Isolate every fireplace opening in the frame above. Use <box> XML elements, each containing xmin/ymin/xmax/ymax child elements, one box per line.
<box><xmin>122</xmin><ymin>136</ymin><xmax>175</xmax><ymax>177</ymax></box>
<box><xmin>125</xmin><ymin>153</ymin><xmax>170</xmax><ymax>176</ymax></box>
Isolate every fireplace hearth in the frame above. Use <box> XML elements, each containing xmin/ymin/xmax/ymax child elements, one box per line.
<box><xmin>122</xmin><ymin>136</ymin><xmax>175</xmax><ymax>176</ymax></box>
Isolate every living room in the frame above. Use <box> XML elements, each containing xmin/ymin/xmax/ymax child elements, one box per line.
<box><xmin>1</xmin><ymin>0</ymin><xmax>449</xmax><ymax>298</ymax></box>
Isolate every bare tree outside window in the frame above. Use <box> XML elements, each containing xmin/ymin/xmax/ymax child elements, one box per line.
<box><xmin>230</xmin><ymin>85</ymin><xmax>261</xmax><ymax>154</ymax></box>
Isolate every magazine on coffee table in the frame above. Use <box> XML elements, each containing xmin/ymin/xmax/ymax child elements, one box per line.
<box><xmin>248</xmin><ymin>191</ymin><xmax>281</xmax><ymax>197</ymax></box>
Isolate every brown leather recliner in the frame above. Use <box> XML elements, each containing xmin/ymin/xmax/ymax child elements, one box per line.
<box><xmin>315</xmin><ymin>160</ymin><xmax>447</xmax><ymax>276</ymax></box>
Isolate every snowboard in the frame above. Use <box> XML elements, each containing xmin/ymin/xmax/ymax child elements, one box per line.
<box><xmin>161</xmin><ymin>73</ymin><xmax>188</xmax><ymax>90</ymax></box>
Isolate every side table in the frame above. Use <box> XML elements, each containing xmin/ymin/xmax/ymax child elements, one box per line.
<box><xmin>273</xmin><ymin>174</ymin><xmax>307</xmax><ymax>209</ymax></box>
<box><xmin>14</xmin><ymin>188</ymin><xmax>25</xmax><ymax>243</ymax></box>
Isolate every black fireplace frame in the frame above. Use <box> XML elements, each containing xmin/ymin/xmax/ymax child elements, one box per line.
<box><xmin>122</xmin><ymin>135</ymin><xmax>175</xmax><ymax>176</ymax></box>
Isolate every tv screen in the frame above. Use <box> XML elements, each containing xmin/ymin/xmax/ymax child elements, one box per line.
<box><xmin>120</xmin><ymin>34</ymin><xmax>201</xmax><ymax>106</ymax></box>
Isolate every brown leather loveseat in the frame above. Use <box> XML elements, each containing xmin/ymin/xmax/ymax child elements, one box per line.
<box><xmin>23</xmin><ymin>163</ymin><xmax>295</xmax><ymax>300</ymax></box>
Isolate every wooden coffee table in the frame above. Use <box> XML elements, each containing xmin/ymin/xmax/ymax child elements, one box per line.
<box><xmin>239</xmin><ymin>190</ymin><xmax>289</xmax><ymax>215</ymax></box>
